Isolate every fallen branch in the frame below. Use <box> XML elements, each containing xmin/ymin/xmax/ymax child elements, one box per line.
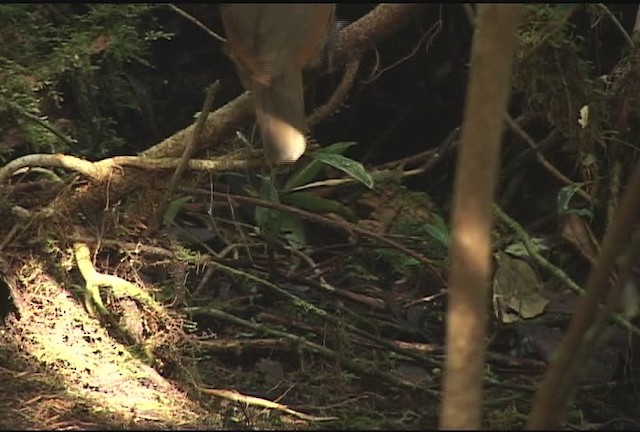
<box><xmin>140</xmin><ymin>4</ymin><xmax>432</xmax><ymax>159</ymax></box>
<box><xmin>199</xmin><ymin>387</ymin><xmax>338</xmax><ymax>422</ymax></box>
<box><xmin>0</xmin><ymin>153</ymin><xmax>266</xmax><ymax>184</ymax></box>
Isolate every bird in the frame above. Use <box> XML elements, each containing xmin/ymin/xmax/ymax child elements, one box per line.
<box><xmin>220</xmin><ymin>3</ymin><xmax>336</xmax><ymax>164</ymax></box>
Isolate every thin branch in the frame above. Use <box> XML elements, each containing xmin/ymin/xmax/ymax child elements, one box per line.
<box><xmin>208</xmin><ymin>191</ymin><xmax>439</xmax><ymax>274</ymax></box>
<box><xmin>503</xmin><ymin>113</ymin><xmax>594</xmax><ymax>204</ymax></box>
<box><xmin>495</xmin><ymin>204</ymin><xmax>640</xmax><ymax>336</ymax></box>
<box><xmin>361</xmin><ymin>14</ymin><xmax>442</xmax><ymax>84</ymax></box>
<box><xmin>308</xmin><ymin>56</ymin><xmax>361</xmax><ymax>127</ymax></box>
<box><xmin>527</xmin><ymin>160</ymin><xmax>640</xmax><ymax>428</ymax></box>
<box><xmin>147</xmin><ymin>81</ymin><xmax>221</xmax><ymax>234</ymax></box>
<box><xmin>197</xmin><ymin>306</ymin><xmax>438</xmax><ymax>394</ymax></box>
<box><xmin>168</xmin><ymin>4</ymin><xmax>226</xmax><ymax>43</ymax></box>
<box><xmin>3</xmin><ymin>97</ymin><xmax>77</xmax><ymax>147</ymax></box>
<box><xmin>598</xmin><ymin>3</ymin><xmax>634</xmax><ymax>48</ymax></box>
<box><xmin>199</xmin><ymin>387</ymin><xmax>338</xmax><ymax>422</ymax></box>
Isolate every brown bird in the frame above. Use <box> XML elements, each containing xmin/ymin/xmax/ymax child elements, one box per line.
<box><xmin>220</xmin><ymin>3</ymin><xmax>336</xmax><ymax>164</ymax></box>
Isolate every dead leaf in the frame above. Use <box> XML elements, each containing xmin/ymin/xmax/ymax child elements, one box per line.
<box><xmin>560</xmin><ymin>213</ymin><xmax>599</xmax><ymax>264</ymax></box>
<box><xmin>91</xmin><ymin>34</ymin><xmax>110</xmax><ymax>54</ymax></box>
<box><xmin>492</xmin><ymin>251</ymin><xmax>548</xmax><ymax>323</ymax></box>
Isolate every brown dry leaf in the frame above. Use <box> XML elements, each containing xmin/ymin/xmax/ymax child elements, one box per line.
<box><xmin>541</xmin><ymin>289</ymin><xmax>579</xmax><ymax>315</ymax></box>
<box><xmin>560</xmin><ymin>213</ymin><xmax>599</xmax><ymax>264</ymax></box>
<box><xmin>492</xmin><ymin>251</ymin><xmax>548</xmax><ymax>323</ymax></box>
<box><xmin>356</xmin><ymin>188</ymin><xmax>434</xmax><ymax>229</ymax></box>
<box><xmin>91</xmin><ymin>34</ymin><xmax>110</xmax><ymax>54</ymax></box>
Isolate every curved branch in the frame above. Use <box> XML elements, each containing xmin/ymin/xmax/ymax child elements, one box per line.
<box><xmin>0</xmin><ymin>153</ymin><xmax>103</xmax><ymax>183</ymax></box>
<box><xmin>141</xmin><ymin>91</ymin><xmax>254</xmax><ymax>158</ymax></box>
<box><xmin>0</xmin><ymin>152</ymin><xmax>265</xmax><ymax>185</ymax></box>
<box><xmin>141</xmin><ymin>4</ymin><xmax>432</xmax><ymax>159</ymax></box>
<box><xmin>308</xmin><ymin>56</ymin><xmax>361</xmax><ymax>127</ymax></box>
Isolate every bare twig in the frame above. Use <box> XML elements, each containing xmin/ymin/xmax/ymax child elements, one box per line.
<box><xmin>2</xmin><ymin>98</ymin><xmax>77</xmax><ymax>148</ymax></box>
<box><xmin>168</xmin><ymin>4</ymin><xmax>226</xmax><ymax>43</ymax></box>
<box><xmin>361</xmin><ymin>12</ymin><xmax>442</xmax><ymax>84</ymax></box>
<box><xmin>147</xmin><ymin>81</ymin><xmax>221</xmax><ymax>234</ymax></box>
<box><xmin>334</xmin><ymin>4</ymin><xmax>431</xmax><ymax>64</ymax></box>
<box><xmin>207</xmin><ymin>190</ymin><xmax>438</xmax><ymax>275</ymax></box>
<box><xmin>199</xmin><ymin>387</ymin><xmax>338</xmax><ymax>422</ymax></box>
<box><xmin>141</xmin><ymin>91</ymin><xmax>254</xmax><ymax>158</ymax></box>
<box><xmin>503</xmin><ymin>113</ymin><xmax>594</xmax><ymax>204</ymax></box>
<box><xmin>598</xmin><ymin>3</ymin><xmax>634</xmax><ymax>48</ymax></box>
<box><xmin>197</xmin><ymin>307</ymin><xmax>439</xmax><ymax>395</ymax></box>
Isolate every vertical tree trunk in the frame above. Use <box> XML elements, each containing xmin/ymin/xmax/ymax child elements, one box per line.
<box><xmin>440</xmin><ymin>5</ymin><xmax>523</xmax><ymax>429</ymax></box>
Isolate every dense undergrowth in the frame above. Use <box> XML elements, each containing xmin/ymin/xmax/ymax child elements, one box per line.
<box><xmin>1</xmin><ymin>4</ymin><xmax>640</xmax><ymax>429</ymax></box>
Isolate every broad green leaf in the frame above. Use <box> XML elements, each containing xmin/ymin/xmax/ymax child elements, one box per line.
<box><xmin>284</xmin><ymin>141</ymin><xmax>357</xmax><ymax>191</ymax></box>
<box><xmin>312</xmin><ymin>153</ymin><xmax>374</xmax><ymax>189</ymax></box>
<box><xmin>316</xmin><ymin>141</ymin><xmax>357</xmax><ymax>154</ymax></box>
<box><xmin>163</xmin><ymin>195</ymin><xmax>193</xmax><ymax>226</ymax></box>
<box><xmin>282</xmin><ymin>192</ymin><xmax>358</xmax><ymax>222</ymax></box>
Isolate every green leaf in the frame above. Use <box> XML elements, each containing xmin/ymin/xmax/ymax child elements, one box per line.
<box><xmin>318</xmin><ymin>142</ymin><xmax>358</xmax><ymax>153</ymax></box>
<box><xmin>163</xmin><ymin>195</ymin><xmax>193</xmax><ymax>226</ymax></box>
<box><xmin>312</xmin><ymin>153</ymin><xmax>374</xmax><ymax>189</ymax></box>
<box><xmin>557</xmin><ymin>183</ymin><xmax>592</xmax><ymax>218</ymax></box>
<box><xmin>255</xmin><ymin>176</ymin><xmax>283</xmax><ymax>243</ymax></box>
<box><xmin>581</xmin><ymin>153</ymin><xmax>596</xmax><ymax>167</ymax></box>
<box><xmin>557</xmin><ymin>183</ymin><xmax>584</xmax><ymax>212</ymax></box>
<box><xmin>562</xmin><ymin>206</ymin><xmax>593</xmax><ymax>218</ymax></box>
<box><xmin>284</xmin><ymin>141</ymin><xmax>357</xmax><ymax>191</ymax></box>
<box><xmin>282</xmin><ymin>192</ymin><xmax>358</xmax><ymax>222</ymax></box>
<box><xmin>424</xmin><ymin>214</ymin><xmax>450</xmax><ymax>249</ymax></box>
<box><xmin>280</xmin><ymin>212</ymin><xmax>307</xmax><ymax>251</ymax></box>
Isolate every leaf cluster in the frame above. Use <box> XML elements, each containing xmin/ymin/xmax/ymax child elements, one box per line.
<box><xmin>0</xmin><ymin>4</ymin><xmax>171</xmax><ymax>160</ymax></box>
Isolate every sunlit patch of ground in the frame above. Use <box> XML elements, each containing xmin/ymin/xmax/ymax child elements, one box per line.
<box><xmin>0</xmin><ymin>259</ymin><xmax>218</xmax><ymax>430</ymax></box>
